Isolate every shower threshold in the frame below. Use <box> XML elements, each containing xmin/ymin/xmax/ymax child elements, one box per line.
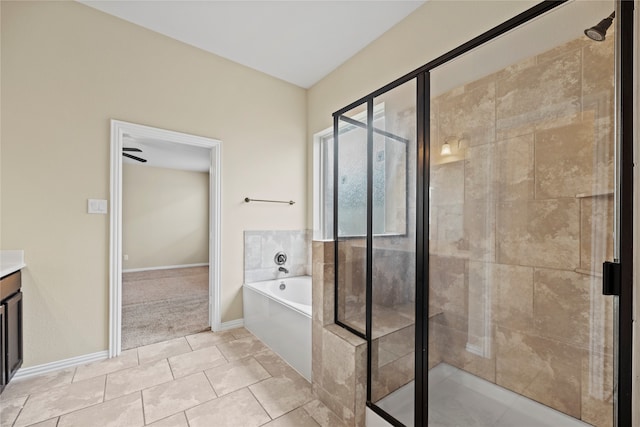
<box><xmin>376</xmin><ymin>363</ymin><xmax>592</xmax><ymax>426</ymax></box>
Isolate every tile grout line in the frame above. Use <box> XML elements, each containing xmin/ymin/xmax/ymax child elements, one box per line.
<box><xmin>156</xmin><ymin>390</ymin><xmax>218</xmax><ymax>426</ymax></box>
<box><xmin>216</xmin><ymin>344</ymin><xmax>229</xmax><ymax>364</ymax></box>
<box><xmin>7</xmin><ymin>369</ymin><xmax>78</xmax><ymax>400</ymax></box>
<box><xmin>251</xmin><ymin>355</ymin><xmax>274</xmax><ymax>381</ymax></box>
<box><xmin>301</xmin><ymin>402</ymin><xmax>335</xmax><ymax>427</ymax></box>
<box><xmin>142</xmin><ymin>410</ymin><xmax>175</xmax><ymax>426</ymax></box>
<box><xmin>26</xmin><ymin>376</ymin><xmax>111</xmax><ymax>427</ymax></box>
<box><xmin>104</xmin><ymin>370</ymin><xmax>113</xmax><ymax>402</ymax></box>
<box><xmin>152</xmin><ymin>369</ymin><xmax>224</xmax><ymax>427</ymax></box>
<box><xmin>166</xmin><ymin>357</ymin><xmax>177</xmax><ymax>380</ymax></box>
<box><xmin>183</xmin><ymin>394</ymin><xmax>219</xmax><ymax>424</ymax></box>
<box><xmin>140</xmin><ymin>390</ymin><xmax>147</xmax><ymax>426</ymax></box>
<box><xmin>10</xmin><ymin>393</ymin><xmax>30</xmax><ymax>427</ymax></box>
<box><xmin>106</xmin><ymin>363</ymin><xmax>177</xmax><ymax>403</ymax></box>
<box><xmin>102</xmin><ymin>374</ymin><xmax>107</xmax><ymax>404</ymax></box>
<box><xmin>185</xmin><ymin>336</ymin><xmax>196</xmax><ymax>352</ymax></box>
<box><xmin>247</xmin><ymin>386</ymin><xmax>274</xmax><ymax>422</ymax></box>
<box><xmin>263</xmin><ymin>406</ymin><xmax>311</xmax><ymax>426</ymax></box>
<box><xmin>69</xmin><ymin>366</ymin><xmax>79</xmax><ymax>384</ymax></box>
<box><xmin>202</xmin><ymin>367</ymin><xmax>220</xmax><ymax>398</ymax></box>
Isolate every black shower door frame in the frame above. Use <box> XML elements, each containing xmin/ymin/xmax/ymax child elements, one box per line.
<box><xmin>332</xmin><ymin>1</ymin><xmax>634</xmax><ymax>426</ymax></box>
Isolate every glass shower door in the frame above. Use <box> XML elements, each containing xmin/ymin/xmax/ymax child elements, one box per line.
<box><xmin>370</xmin><ymin>79</ymin><xmax>417</xmax><ymax>426</ymax></box>
<box><xmin>428</xmin><ymin>1</ymin><xmax>617</xmax><ymax>426</ymax></box>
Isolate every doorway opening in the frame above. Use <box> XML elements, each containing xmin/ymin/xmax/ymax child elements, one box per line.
<box><xmin>109</xmin><ymin>120</ymin><xmax>222</xmax><ymax>357</ymax></box>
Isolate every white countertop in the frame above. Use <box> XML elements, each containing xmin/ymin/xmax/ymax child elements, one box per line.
<box><xmin>0</xmin><ymin>250</ymin><xmax>26</xmax><ymax>278</ymax></box>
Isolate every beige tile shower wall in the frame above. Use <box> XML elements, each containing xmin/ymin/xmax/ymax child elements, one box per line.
<box><xmin>429</xmin><ymin>34</ymin><xmax>615</xmax><ymax>426</ymax></box>
<box><xmin>336</xmin><ymin>240</ymin><xmax>366</xmax><ymax>332</ymax></box>
<box><xmin>371</xmin><ymin>248</ymin><xmax>415</xmax><ymax>307</ymax></box>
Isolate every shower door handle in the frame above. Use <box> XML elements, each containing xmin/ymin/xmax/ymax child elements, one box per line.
<box><xmin>602</xmin><ymin>261</ymin><xmax>621</xmax><ymax>296</ymax></box>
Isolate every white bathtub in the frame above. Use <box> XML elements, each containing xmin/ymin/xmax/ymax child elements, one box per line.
<box><xmin>243</xmin><ymin>276</ymin><xmax>312</xmax><ymax>381</ymax></box>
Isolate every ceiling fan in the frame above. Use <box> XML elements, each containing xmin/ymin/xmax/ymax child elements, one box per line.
<box><xmin>122</xmin><ymin>147</ymin><xmax>147</xmax><ymax>163</ymax></box>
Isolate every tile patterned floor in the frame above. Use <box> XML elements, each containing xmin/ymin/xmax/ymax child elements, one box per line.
<box><xmin>0</xmin><ymin>328</ymin><xmax>346</xmax><ymax>427</ymax></box>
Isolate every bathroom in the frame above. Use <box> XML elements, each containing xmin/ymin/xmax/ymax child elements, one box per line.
<box><xmin>1</xmin><ymin>1</ymin><xmax>637</xmax><ymax>426</ymax></box>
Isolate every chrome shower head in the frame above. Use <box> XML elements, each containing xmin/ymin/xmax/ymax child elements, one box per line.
<box><xmin>584</xmin><ymin>11</ymin><xmax>615</xmax><ymax>42</ymax></box>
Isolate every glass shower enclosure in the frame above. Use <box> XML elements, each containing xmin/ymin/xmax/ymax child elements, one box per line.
<box><xmin>331</xmin><ymin>1</ymin><xmax>633</xmax><ymax>426</ymax></box>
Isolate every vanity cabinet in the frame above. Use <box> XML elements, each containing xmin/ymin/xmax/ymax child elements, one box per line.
<box><xmin>5</xmin><ymin>291</ymin><xmax>22</xmax><ymax>381</ymax></box>
<box><xmin>0</xmin><ymin>270</ymin><xmax>23</xmax><ymax>393</ymax></box>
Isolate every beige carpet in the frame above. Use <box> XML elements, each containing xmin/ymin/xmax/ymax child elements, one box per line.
<box><xmin>122</xmin><ymin>266</ymin><xmax>209</xmax><ymax>350</ymax></box>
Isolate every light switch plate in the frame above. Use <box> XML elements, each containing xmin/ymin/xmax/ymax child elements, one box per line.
<box><xmin>88</xmin><ymin>199</ymin><xmax>108</xmax><ymax>214</ymax></box>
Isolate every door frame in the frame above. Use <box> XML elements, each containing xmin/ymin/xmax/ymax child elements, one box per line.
<box><xmin>108</xmin><ymin>119</ymin><xmax>222</xmax><ymax>357</ymax></box>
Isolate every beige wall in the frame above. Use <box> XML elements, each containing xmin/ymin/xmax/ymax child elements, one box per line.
<box><xmin>1</xmin><ymin>1</ymin><xmax>306</xmax><ymax>366</ymax></box>
<box><xmin>306</xmin><ymin>0</ymin><xmax>537</xmax><ymax>224</ymax></box>
<box><xmin>122</xmin><ymin>164</ymin><xmax>209</xmax><ymax>270</ymax></box>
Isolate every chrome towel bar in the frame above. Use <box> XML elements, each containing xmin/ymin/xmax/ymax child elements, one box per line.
<box><xmin>244</xmin><ymin>197</ymin><xmax>294</xmax><ymax>205</ymax></box>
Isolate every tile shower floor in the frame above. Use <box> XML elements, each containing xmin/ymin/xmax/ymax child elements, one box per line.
<box><xmin>378</xmin><ymin>363</ymin><xmax>593</xmax><ymax>427</ymax></box>
<box><xmin>0</xmin><ymin>328</ymin><xmax>346</xmax><ymax>427</ymax></box>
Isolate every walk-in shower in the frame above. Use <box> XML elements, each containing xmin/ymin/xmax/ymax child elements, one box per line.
<box><xmin>331</xmin><ymin>1</ymin><xmax>633</xmax><ymax>426</ymax></box>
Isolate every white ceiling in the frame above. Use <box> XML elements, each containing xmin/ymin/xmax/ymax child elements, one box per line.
<box><xmin>80</xmin><ymin>0</ymin><xmax>426</xmax><ymax>89</ymax></box>
<box><xmin>87</xmin><ymin>0</ymin><xmax>425</xmax><ymax>172</ymax></box>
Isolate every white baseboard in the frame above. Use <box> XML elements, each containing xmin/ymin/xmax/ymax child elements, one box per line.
<box><xmin>13</xmin><ymin>350</ymin><xmax>109</xmax><ymax>380</ymax></box>
<box><xmin>13</xmin><ymin>320</ymin><xmax>241</xmax><ymax>380</ymax></box>
<box><xmin>216</xmin><ymin>318</ymin><xmax>244</xmax><ymax>331</ymax></box>
<box><xmin>123</xmin><ymin>263</ymin><xmax>209</xmax><ymax>273</ymax></box>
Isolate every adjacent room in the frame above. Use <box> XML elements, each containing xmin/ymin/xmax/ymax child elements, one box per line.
<box><xmin>121</xmin><ymin>137</ymin><xmax>212</xmax><ymax>349</ymax></box>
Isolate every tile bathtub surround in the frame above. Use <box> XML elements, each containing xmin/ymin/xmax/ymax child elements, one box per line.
<box><xmin>429</xmin><ymin>30</ymin><xmax>615</xmax><ymax>425</ymax></box>
<box><xmin>1</xmin><ymin>328</ymin><xmax>343</xmax><ymax>427</ymax></box>
<box><xmin>244</xmin><ymin>230</ymin><xmax>312</xmax><ymax>283</ymax></box>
